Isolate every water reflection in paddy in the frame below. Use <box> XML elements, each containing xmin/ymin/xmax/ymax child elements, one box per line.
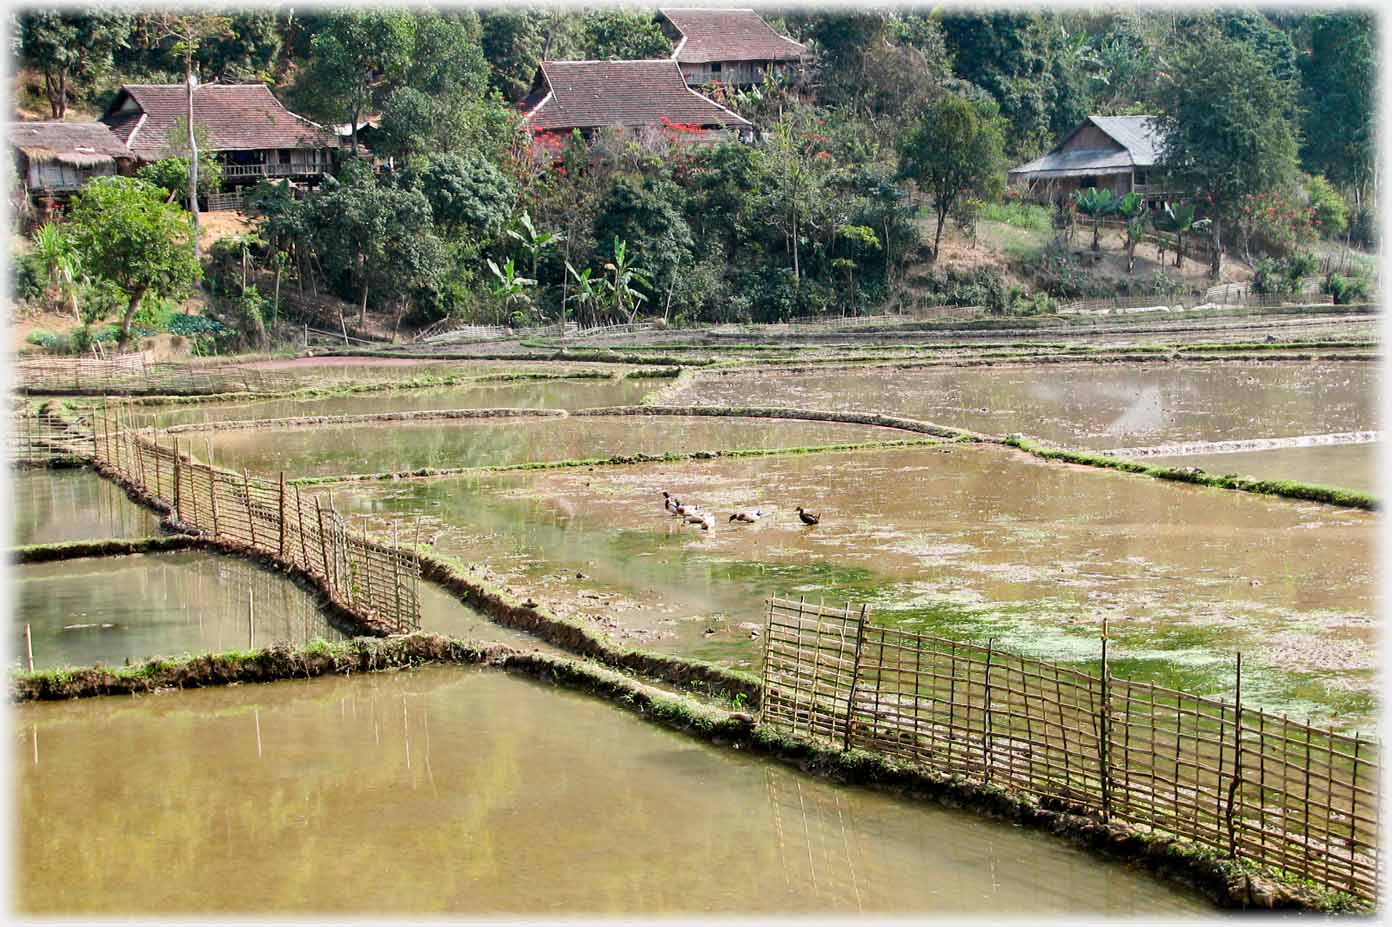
<box><xmin>14</xmin><ymin>552</ymin><xmax>348</xmax><ymax>670</ymax></box>
<box><xmin>320</xmin><ymin>444</ymin><xmax>1376</xmax><ymax>728</ymax></box>
<box><xmin>1147</xmin><ymin>441</ymin><xmax>1381</xmax><ymax>494</ymax></box>
<box><xmin>11</xmin><ymin>468</ymin><xmax>158</xmax><ymax>546</ymax></box>
<box><xmin>204</xmin><ymin>415</ymin><xmax>914</xmax><ymax>478</ymax></box>
<box><xmin>143</xmin><ymin>377</ymin><xmax>654</xmax><ymax>427</ymax></box>
<box><xmin>15</xmin><ymin>666</ymin><xmax>1211</xmax><ymax>916</ymax></box>
<box><xmin>674</xmin><ymin>362</ymin><xmax>1377</xmax><ymax>450</ymax></box>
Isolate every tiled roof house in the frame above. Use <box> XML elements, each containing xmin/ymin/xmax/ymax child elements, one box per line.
<box><xmin>660</xmin><ymin>8</ymin><xmax>808</xmax><ymax>86</ymax></box>
<box><xmin>521</xmin><ymin>60</ymin><xmax>753</xmax><ymax>145</ymax></box>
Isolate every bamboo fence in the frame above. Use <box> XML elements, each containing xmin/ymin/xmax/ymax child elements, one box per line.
<box><xmin>15</xmin><ymin>354</ymin><xmax>300</xmax><ymax>395</ymax></box>
<box><xmin>88</xmin><ymin>401</ymin><xmax>420</xmax><ymax>633</ymax></box>
<box><xmin>760</xmin><ymin>597</ymin><xmax>1379</xmax><ymax>902</ymax></box>
<box><xmin>9</xmin><ymin>409</ymin><xmax>89</xmax><ymax>465</ymax></box>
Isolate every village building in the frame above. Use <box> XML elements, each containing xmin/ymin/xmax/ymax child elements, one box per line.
<box><xmin>1008</xmin><ymin>115</ymin><xmax>1169</xmax><ymax>206</ymax></box>
<box><xmin>659</xmin><ymin>8</ymin><xmax>808</xmax><ymax>87</ymax></box>
<box><xmin>101</xmin><ymin>83</ymin><xmax>339</xmax><ymax>189</ymax></box>
<box><xmin>519</xmin><ymin>59</ymin><xmax>753</xmax><ymax>149</ymax></box>
<box><xmin>8</xmin><ymin>121</ymin><xmax>137</xmax><ymax>210</ymax></box>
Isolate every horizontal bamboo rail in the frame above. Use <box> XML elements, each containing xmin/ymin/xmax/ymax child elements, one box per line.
<box><xmin>759</xmin><ymin>597</ymin><xmax>1379</xmax><ymax>902</ymax></box>
<box><xmin>15</xmin><ymin>355</ymin><xmax>300</xmax><ymax>396</ymax></box>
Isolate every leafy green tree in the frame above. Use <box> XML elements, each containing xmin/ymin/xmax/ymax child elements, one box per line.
<box><xmin>18</xmin><ymin>12</ymin><xmax>132</xmax><ymax>118</ymax></box>
<box><xmin>30</xmin><ymin>223</ymin><xmax>80</xmax><ymax>318</ymax></box>
<box><xmin>1304</xmin><ymin>175</ymin><xmax>1348</xmax><ymax>240</ymax></box>
<box><xmin>198</xmin><ymin>11</ymin><xmax>282</xmax><ymax>82</ymax></box>
<box><xmin>65</xmin><ymin>177</ymin><xmax>202</xmax><ymax>347</ymax></box>
<box><xmin>302</xmin><ymin>12</ymin><xmax>417</xmax><ymax>156</ymax></box>
<box><xmin>401</xmin><ymin>151</ymin><xmax>514</xmax><ymax>240</ymax></box>
<box><xmin>757</xmin><ymin>111</ymin><xmax>837</xmax><ymax>281</ymax></box>
<box><xmin>1151</xmin><ymin>22</ymin><xmax>1301</xmax><ymax>276</ymax></box>
<box><xmin>580</xmin><ymin>10</ymin><xmax>669</xmax><ymax>60</ymax></box>
<box><xmin>136</xmin><ymin>150</ymin><xmax>223</xmax><ymax>204</ymax></box>
<box><xmin>594</xmin><ymin>175</ymin><xmax>694</xmax><ymax>297</ymax></box>
<box><xmin>897</xmin><ymin>95</ymin><xmax>1007</xmax><ymax>262</ymax></box>
<box><xmin>1299</xmin><ymin>12</ymin><xmax>1375</xmax><ymax>206</ymax></box>
<box><xmin>479</xmin><ymin>10</ymin><xmax>547</xmax><ymax>102</ymax></box>
<box><xmin>1153</xmin><ymin>201</ymin><xmax>1208</xmax><ymax>271</ymax></box>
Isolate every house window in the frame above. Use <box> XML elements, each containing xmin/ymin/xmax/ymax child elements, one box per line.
<box><xmin>710</xmin><ymin>62</ymin><xmax>722</xmax><ymax>73</ymax></box>
<box><xmin>278</xmin><ymin>149</ymin><xmax>291</xmax><ymax>165</ymax></box>
<box><xmin>1134</xmin><ymin>170</ymin><xmax>1149</xmax><ymax>186</ymax></box>
<box><xmin>1079</xmin><ymin>175</ymin><xmax>1098</xmax><ymax>190</ymax></box>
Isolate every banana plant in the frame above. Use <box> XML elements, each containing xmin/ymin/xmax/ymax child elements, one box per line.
<box><xmin>31</xmin><ymin>222</ymin><xmax>80</xmax><ymax>318</ymax></box>
<box><xmin>1155</xmin><ymin>202</ymin><xmax>1211</xmax><ymax>272</ymax></box>
<box><xmin>486</xmin><ymin>257</ymin><xmax>536</xmax><ymax>326</ymax></box>
<box><xmin>1117</xmin><ymin>191</ymin><xmax>1148</xmax><ymax>275</ymax></box>
<box><xmin>564</xmin><ymin>262</ymin><xmax>601</xmax><ymax>327</ymax></box>
<box><xmin>1071</xmin><ymin>187</ymin><xmax>1118</xmax><ymax>253</ymax></box>
<box><xmin>602</xmin><ymin>238</ymin><xmax>651</xmax><ymax>324</ymax></box>
<box><xmin>506</xmin><ymin>210</ymin><xmax>563</xmax><ymax>289</ymax></box>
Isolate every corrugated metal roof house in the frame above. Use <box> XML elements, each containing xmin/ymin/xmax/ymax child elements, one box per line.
<box><xmin>660</xmin><ymin>8</ymin><xmax>807</xmax><ymax>87</ymax></box>
<box><xmin>1009</xmin><ymin>115</ymin><xmax>1169</xmax><ymax>202</ymax></box>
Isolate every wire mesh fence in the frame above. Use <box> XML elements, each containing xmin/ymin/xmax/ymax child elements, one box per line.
<box><xmin>87</xmin><ymin>400</ymin><xmax>420</xmax><ymax>633</ymax></box>
<box><xmin>759</xmin><ymin>597</ymin><xmax>1379</xmax><ymax>902</ymax></box>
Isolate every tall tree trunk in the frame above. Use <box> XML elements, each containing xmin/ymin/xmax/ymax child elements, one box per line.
<box><xmin>1174</xmin><ymin>232</ymin><xmax>1184</xmax><ymax>270</ymax></box>
<box><xmin>1091</xmin><ymin>217</ymin><xmax>1101</xmax><ymax>252</ymax></box>
<box><xmin>791</xmin><ymin>210</ymin><xmax>800</xmax><ymax>281</ymax></box>
<box><xmin>932</xmin><ymin>207</ymin><xmax>947</xmax><ymax>264</ymax></box>
<box><xmin>1209</xmin><ymin>215</ymin><xmax>1222</xmax><ymax>279</ymax></box>
<box><xmin>186</xmin><ymin>60</ymin><xmax>201</xmax><ymax>259</ymax></box>
<box><xmin>119</xmin><ymin>287</ymin><xmax>148</xmax><ymax>349</ymax></box>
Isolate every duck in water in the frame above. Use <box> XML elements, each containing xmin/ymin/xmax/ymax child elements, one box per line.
<box><xmin>795</xmin><ymin>506</ymin><xmax>820</xmax><ymax>526</ymax></box>
<box><xmin>729</xmin><ymin>509</ymin><xmax>763</xmax><ymax>524</ymax></box>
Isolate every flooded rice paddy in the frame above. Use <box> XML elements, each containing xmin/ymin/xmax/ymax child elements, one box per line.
<box><xmin>11</xmin><ymin>468</ymin><xmax>158</xmax><ymax>546</ymax></box>
<box><xmin>321</xmin><ymin>444</ymin><xmax>1376</xmax><ymax>729</ymax></box>
<box><xmin>672</xmin><ymin>362</ymin><xmax>1377</xmax><ymax>452</ymax></box>
<box><xmin>140</xmin><ymin>377</ymin><xmax>654</xmax><ymax>427</ymax></box>
<box><xmin>14</xmin><ymin>551</ymin><xmax>347</xmax><ymax>670</ymax></box>
<box><xmin>202</xmin><ymin>415</ymin><xmax>914</xmax><ymax>478</ymax></box>
<box><xmin>15</xmin><ymin>666</ymin><xmax>1211</xmax><ymax>916</ymax></box>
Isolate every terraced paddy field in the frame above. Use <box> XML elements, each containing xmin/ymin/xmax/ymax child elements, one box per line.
<box><xmin>139</xmin><ymin>376</ymin><xmax>656</xmax><ymax>427</ymax></box>
<box><xmin>200</xmin><ymin>415</ymin><xmax>917</xmax><ymax>478</ymax></box>
<box><xmin>1147</xmin><ymin>442</ymin><xmax>1382</xmax><ymax>495</ymax></box>
<box><xmin>669</xmin><ymin>361</ymin><xmax>1377</xmax><ymax>453</ymax></box>
<box><xmin>318</xmin><ymin>442</ymin><xmax>1376</xmax><ymax>730</ymax></box>
<box><xmin>13</xmin><ymin>551</ymin><xmax>347</xmax><ymax>671</ymax></box>
<box><xmin>12</xmin><ymin>468</ymin><xmax>159</xmax><ymax>546</ymax></box>
<box><xmin>15</xmin><ymin>665</ymin><xmax>1211</xmax><ymax>916</ymax></box>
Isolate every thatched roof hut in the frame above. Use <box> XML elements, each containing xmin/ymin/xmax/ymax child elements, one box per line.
<box><xmin>8</xmin><ymin>121</ymin><xmax>133</xmax><ymax>200</ymax></box>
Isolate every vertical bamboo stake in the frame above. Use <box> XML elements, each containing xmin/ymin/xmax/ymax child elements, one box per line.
<box><xmin>209</xmin><ymin>467</ymin><xmax>221</xmax><ymax>537</ymax></box>
<box><xmin>278</xmin><ymin>471</ymin><xmax>287</xmax><ymax>557</ymax></box>
<box><xmin>758</xmin><ymin>598</ymin><xmax>776</xmax><ymax>728</ymax></box>
<box><xmin>24</xmin><ymin>623</ymin><xmax>33</xmax><ymax>672</ymax></box>
<box><xmin>982</xmin><ymin>638</ymin><xmax>995</xmax><ymax>783</ymax></box>
<box><xmin>1225</xmin><ymin>652</ymin><xmax>1244</xmax><ymax>859</ymax></box>
<box><xmin>1100</xmin><ymin>616</ymin><xmax>1112</xmax><ymax>821</ymax></box>
<box><xmin>91</xmin><ymin>407</ymin><xmax>100</xmax><ymax>460</ymax></box>
<box><xmin>392</xmin><ymin>521</ymin><xmax>402</xmax><ymax>631</ymax></box>
<box><xmin>295</xmin><ymin>486</ymin><xmax>310</xmax><ymax>571</ymax></box>
<box><xmin>359</xmin><ymin>518</ymin><xmax>373</xmax><ymax>612</ymax></box>
<box><xmin>248</xmin><ymin>587</ymin><xmax>255</xmax><ymax>649</ymax></box>
<box><xmin>244</xmin><ymin>469</ymin><xmax>257</xmax><ymax>548</ymax></box>
<box><xmin>315</xmin><ymin>497</ymin><xmax>333</xmax><ymax>590</ymax></box>
<box><xmin>842</xmin><ymin>603</ymin><xmax>868</xmax><ymax>752</ymax></box>
<box><xmin>173</xmin><ymin>439</ymin><xmax>183</xmax><ymax>524</ymax></box>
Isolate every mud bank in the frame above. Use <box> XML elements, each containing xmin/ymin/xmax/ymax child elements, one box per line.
<box><xmin>573</xmin><ymin>404</ymin><xmax>989</xmax><ymax>441</ymax></box>
<box><xmin>11</xmin><ymin>534</ymin><xmax>199</xmax><ymax>563</ymax></box>
<box><xmin>164</xmin><ymin>406</ymin><xmax>566</xmax><ymax>434</ymax></box>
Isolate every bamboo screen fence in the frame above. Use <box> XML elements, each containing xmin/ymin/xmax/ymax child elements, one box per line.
<box><xmin>760</xmin><ymin>597</ymin><xmax>1379</xmax><ymax>902</ymax></box>
<box><xmin>9</xmin><ymin>410</ymin><xmax>88</xmax><ymax>465</ymax></box>
<box><xmin>15</xmin><ymin>354</ymin><xmax>300</xmax><ymax>395</ymax></box>
<box><xmin>87</xmin><ymin>401</ymin><xmax>420</xmax><ymax>633</ymax></box>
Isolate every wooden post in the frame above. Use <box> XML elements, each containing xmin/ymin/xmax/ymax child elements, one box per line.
<box><xmin>173</xmin><ymin>439</ymin><xmax>183</xmax><ymax>524</ymax></box>
<box><xmin>209</xmin><ymin>467</ymin><xmax>221</xmax><ymax>538</ymax></box>
<box><xmin>24</xmin><ymin>623</ymin><xmax>34</xmax><ymax>673</ymax></box>
<box><xmin>243</xmin><ymin>469</ymin><xmax>257</xmax><ymax>548</ymax></box>
<box><xmin>392</xmin><ymin>522</ymin><xmax>402</xmax><ymax>632</ymax></box>
<box><xmin>295</xmin><ymin>486</ymin><xmax>310</xmax><ymax>571</ymax></box>
<box><xmin>248</xmin><ymin>588</ymin><xmax>255</xmax><ymax>649</ymax></box>
<box><xmin>304</xmin><ymin>323</ymin><xmax>309</xmax><ymax>348</ymax></box>
<box><xmin>1099</xmin><ymin>617</ymin><xmax>1112</xmax><ymax>821</ymax></box>
<box><xmin>315</xmin><ymin>497</ymin><xmax>333</xmax><ymax>589</ymax></box>
<box><xmin>101</xmin><ymin>397</ymin><xmax>111</xmax><ymax>463</ymax></box>
<box><xmin>842</xmin><ymin>603</ymin><xmax>868</xmax><ymax>752</ymax></box>
<box><xmin>278</xmin><ymin>471</ymin><xmax>287</xmax><ymax>557</ymax></box>
<box><xmin>359</xmin><ymin>518</ymin><xmax>373</xmax><ymax>609</ymax></box>
<box><xmin>982</xmin><ymin>638</ymin><xmax>995</xmax><ymax>784</ymax></box>
<box><xmin>1225</xmin><ymin>652</ymin><xmax>1244</xmax><ymax>858</ymax></box>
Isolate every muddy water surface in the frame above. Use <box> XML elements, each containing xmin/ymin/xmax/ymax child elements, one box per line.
<box><xmin>204</xmin><ymin>416</ymin><xmax>916</xmax><ymax>478</ymax></box>
<box><xmin>674</xmin><ymin>362</ymin><xmax>1377</xmax><ymax>449</ymax></box>
<box><xmin>1147</xmin><ymin>442</ymin><xmax>1381</xmax><ymax>494</ymax></box>
<box><xmin>321</xmin><ymin>445</ymin><xmax>1376</xmax><ymax>728</ymax></box>
<box><xmin>11</xmin><ymin>468</ymin><xmax>158</xmax><ymax>546</ymax></box>
<box><xmin>143</xmin><ymin>378</ymin><xmax>654</xmax><ymax>427</ymax></box>
<box><xmin>15</xmin><ymin>666</ymin><xmax>1211</xmax><ymax>915</ymax></box>
<box><xmin>14</xmin><ymin>552</ymin><xmax>348</xmax><ymax>670</ymax></box>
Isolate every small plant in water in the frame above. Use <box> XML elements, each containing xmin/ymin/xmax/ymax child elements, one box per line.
<box><xmin>731</xmin><ymin>692</ymin><xmax>750</xmax><ymax>711</ymax></box>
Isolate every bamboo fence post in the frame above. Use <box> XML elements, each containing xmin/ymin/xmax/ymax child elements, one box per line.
<box><xmin>758</xmin><ymin>599</ymin><xmax>775</xmax><ymax>727</ymax></box>
<box><xmin>243</xmin><ymin>469</ymin><xmax>257</xmax><ymax>548</ymax></box>
<box><xmin>173</xmin><ymin>440</ymin><xmax>183</xmax><ymax>524</ymax></box>
<box><xmin>24</xmin><ymin>623</ymin><xmax>33</xmax><ymax>673</ymax></box>
<box><xmin>1225</xmin><ymin>652</ymin><xmax>1244</xmax><ymax>859</ymax></box>
<box><xmin>248</xmin><ymin>588</ymin><xmax>255</xmax><ymax>649</ymax></box>
<box><xmin>315</xmin><ymin>497</ymin><xmax>333</xmax><ymax>591</ymax></box>
<box><xmin>359</xmin><ymin>518</ymin><xmax>373</xmax><ymax>611</ymax></box>
<box><xmin>392</xmin><ymin>522</ymin><xmax>402</xmax><ymax>631</ymax></box>
<box><xmin>982</xmin><ymin>638</ymin><xmax>995</xmax><ymax>784</ymax></box>
<box><xmin>1100</xmin><ymin>617</ymin><xmax>1112</xmax><ymax>821</ymax></box>
<box><xmin>208</xmin><ymin>467</ymin><xmax>221</xmax><ymax>537</ymax></box>
<box><xmin>91</xmin><ymin>407</ymin><xmax>100</xmax><ymax>460</ymax></box>
<box><xmin>278</xmin><ymin>472</ymin><xmax>287</xmax><ymax>557</ymax></box>
<box><xmin>295</xmin><ymin>486</ymin><xmax>310</xmax><ymax>571</ymax></box>
<box><xmin>842</xmin><ymin>603</ymin><xmax>868</xmax><ymax>752</ymax></box>
<box><xmin>101</xmin><ymin>397</ymin><xmax>111</xmax><ymax>462</ymax></box>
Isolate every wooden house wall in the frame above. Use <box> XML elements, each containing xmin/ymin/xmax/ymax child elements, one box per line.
<box><xmin>1061</xmin><ymin>124</ymin><xmax>1122</xmax><ymax>152</ymax></box>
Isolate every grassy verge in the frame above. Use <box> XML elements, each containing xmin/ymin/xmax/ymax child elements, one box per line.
<box><xmin>165</xmin><ymin>406</ymin><xmax>567</xmax><ymax>435</ymax></box>
<box><xmin>11</xmin><ymin>535</ymin><xmax>198</xmax><ymax>563</ymax></box>
<box><xmin>1004</xmin><ymin>436</ymin><xmax>1377</xmax><ymax>511</ymax></box>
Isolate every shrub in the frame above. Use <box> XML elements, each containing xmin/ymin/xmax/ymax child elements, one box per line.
<box><xmin>1304</xmin><ymin>175</ymin><xmax>1348</xmax><ymax>239</ymax></box>
<box><xmin>1321</xmin><ymin>274</ymin><xmax>1372</xmax><ymax>304</ymax></box>
<box><xmin>12</xmin><ymin>252</ymin><xmax>46</xmax><ymax>302</ymax></box>
<box><xmin>1253</xmin><ymin>252</ymin><xmax>1317</xmax><ymax>296</ymax></box>
<box><xmin>980</xmin><ymin>200</ymin><xmax>1052</xmax><ymax>232</ymax></box>
<box><xmin>1348</xmin><ymin>207</ymin><xmax>1377</xmax><ymax>249</ymax></box>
